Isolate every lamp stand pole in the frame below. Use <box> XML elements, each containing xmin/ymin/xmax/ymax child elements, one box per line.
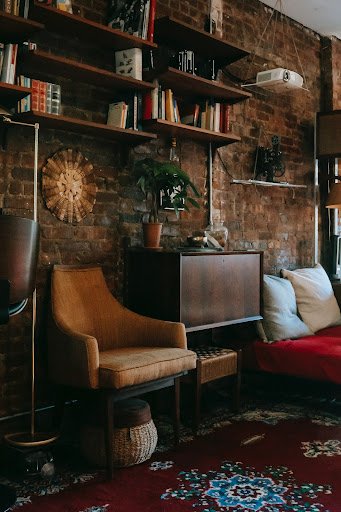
<box><xmin>2</xmin><ymin>117</ymin><xmax>58</xmax><ymax>447</ymax></box>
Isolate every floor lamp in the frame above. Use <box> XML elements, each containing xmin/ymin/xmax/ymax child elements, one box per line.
<box><xmin>1</xmin><ymin>115</ymin><xmax>58</xmax><ymax>448</ymax></box>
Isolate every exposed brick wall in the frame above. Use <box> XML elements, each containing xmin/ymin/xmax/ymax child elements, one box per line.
<box><xmin>331</xmin><ymin>37</ymin><xmax>341</xmax><ymax>109</ymax></box>
<box><xmin>0</xmin><ymin>0</ymin><xmax>334</xmax><ymax>418</ymax></box>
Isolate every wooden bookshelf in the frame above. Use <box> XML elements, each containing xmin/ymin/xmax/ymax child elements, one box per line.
<box><xmin>0</xmin><ymin>11</ymin><xmax>43</xmax><ymax>43</ymax></box>
<box><xmin>19</xmin><ymin>50</ymin><xmax>154</xmax><ymax>92</ymax></box>
<box><xmin>154</xmin><ymin>16</ymin><xmax>249</xmax><ymax>64</ymax></box>
<box><xmin>14</xmin><ymin>111</ymin><xmax>157</xmax><ymax>144</ymax></box>
<box><xmin>145</xmin><ymin>67</ymin><xmax>252</xmax><ymax>104</ymax></box>
<box><xmin>30</xmin><ymin>3</ymin><xmax>157</xmax><ymax>51</ymax></box>
<box><xmin>144</xmin><ymin>119</ymin><xmax>241</xmax><ymax>147</ymax></box>
<box><xmin>0</xmin><ymin>83</ymin><xmax>31</xmax><ymax>108</ymax></box>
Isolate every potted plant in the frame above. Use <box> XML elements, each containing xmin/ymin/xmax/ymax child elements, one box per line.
<box><xmin>134</xmin><ymin>157</ymin><xmax>200</xmax><ymax>248</ymax></box>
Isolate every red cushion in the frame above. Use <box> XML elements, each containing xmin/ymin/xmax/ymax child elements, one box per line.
<box><xmin>254</xmin><ymin>326</ymin><xmax>341</xmax><ymax>384</ymax></box>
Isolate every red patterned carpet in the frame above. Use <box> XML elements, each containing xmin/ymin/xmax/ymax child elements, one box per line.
<box><xmin>2</xmin><ymin>379</ymin><xmax>341</xmax><ymax>511</ymax></box>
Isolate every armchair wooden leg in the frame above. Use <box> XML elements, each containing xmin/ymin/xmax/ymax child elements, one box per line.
<box><xmin>173</xmin><ymin>377</ymin><xmax>180</xmax><ymax>447</ymax></box>
<box><xmin>194</xmin><ymin>370</ymin><xmax>202</xmax><ymax>435</ymax></box>
<box><xmin>103</xmin><ymin>391</ymin><xmax>114</xmax><ymax>480</ymax></box>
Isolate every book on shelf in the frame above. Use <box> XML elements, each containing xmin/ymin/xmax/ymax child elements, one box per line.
<box><xmin>55</xmin><ymin>0</ymin><xmax>73</xmax><ymax>13</ymax></box>
<box><xmin>180</xmin><ymin>103</ymin><xmax>200</xmax><ymax>126</ymax></box>
<box><xmin>0</xmin><ymin>44</ymin><xmax>18</xmax><ymax>85</ymax></box>
<box><xmin>20</xmin><ymin>78</ymin><xmax>61</xmax><ymax>115</ymax></box>
<box><xmin>51</xmin><ymin>83</ymin><xmax>61</xmax><ymax>115</ymax></box>
<box><xmin>3</xmin><ymin>0</ymin><xmax>28</xmax><ymax>16</ymax></box>
<box><xmin>107</xmin><ymin>101</ymin><xmax>127</xmax><ymax>128</ymax></box>
<box><xmin>146</xmin><ymin>0</ymin><xmax>156</xmax><ymax>41</ymax></box>
<box><xmin>142</xmin><ymin>91</ymin><xmax>152</xmax><ymax>121</ymax></box>
<box><xmin>17</xmin><ymin>75</ymin><xmax>31</xmax><ymax>113</ymax></box>
<box><xmin>115</xmin><ymin>48</ymin><xmax>142</xmax><ymax>81</ymax></box>
<box><xmin>108</xmin><ymin>0</ymin><xmax>154</xmax><ymax>40</ymax></box>
<box><xmin>165</xmin><ymin>89</ymin><xmax>175</xmax><ymax>123</ymax></box>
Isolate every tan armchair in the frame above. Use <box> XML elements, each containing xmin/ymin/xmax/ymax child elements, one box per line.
<box><xmin>48</xmin><ymin>265</ymin><xmax>196</xmax><ymax>478</ymax></box>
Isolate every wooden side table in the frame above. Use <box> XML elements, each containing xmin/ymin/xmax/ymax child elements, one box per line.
<box><xmin>191</xmin><ymin>346</ymin><xmax>241</xmax><ymax>432</ymax></box>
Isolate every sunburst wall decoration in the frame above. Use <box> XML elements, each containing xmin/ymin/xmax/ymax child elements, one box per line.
<box><xmin>42</xmin><ymin>148</ymin><xmax>97</xmax><ymax>223</ymax></box>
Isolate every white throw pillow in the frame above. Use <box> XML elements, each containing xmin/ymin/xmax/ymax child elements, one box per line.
<box><xmin>258</xmin><ymin>275</ymin><xmax>313</xmax><ymax>343</ymax></box>
<box><xmin>281</xmin><ymin>263</ymin><xmax>341</xmax><ymax>333</ymax></box>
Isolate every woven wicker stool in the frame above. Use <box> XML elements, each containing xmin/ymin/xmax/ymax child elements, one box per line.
<box><xmin>80</xmin><ymin>398</ymin><xmax>158</xmax><ymax>468</ymax></box>
<box><xmin>192</xmin><ymin>346</ymin><xmax>241</xmax><ymax>432</ymax></box>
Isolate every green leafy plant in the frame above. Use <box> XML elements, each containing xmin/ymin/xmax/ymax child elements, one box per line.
<box><xmin>134</xmin><ymin>157</ymin><xmax>200</xmax><ymax>223</ymax></box>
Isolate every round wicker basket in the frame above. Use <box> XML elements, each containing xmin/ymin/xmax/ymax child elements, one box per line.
<box><xmin>80</xmin><ymin>399</ymin><xmax>158</xmax><ymax>468</ymax></box>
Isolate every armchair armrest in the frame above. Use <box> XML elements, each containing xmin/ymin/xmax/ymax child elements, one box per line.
<box><xmin>118</xmin><ymin>304</ymin><xmax>187</xmax><ymax>349</ymax></box>
<box><xmin>48</xmin><ymin>323</ymin><xmax>99</xmax><ymax>389</ymax></box>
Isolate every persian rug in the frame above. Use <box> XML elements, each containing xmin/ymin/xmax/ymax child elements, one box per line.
<box><xmin>2</xmin><ymin>378</ymin><xmax>341</xmax><ymax>511</ymax></box>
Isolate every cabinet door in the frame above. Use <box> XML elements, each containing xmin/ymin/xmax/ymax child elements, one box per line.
<box><xmin>180</xmin><ymin>253</ymin><xmax>262</xmax><ymax>329</ymax></box>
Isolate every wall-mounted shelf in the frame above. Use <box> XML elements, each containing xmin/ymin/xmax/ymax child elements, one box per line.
<box><xmin>154</xmin><ymin>16</ymin><xmax>249</xmax><ymax>64</ymax></box>
<box><xmin>14</xmin><ymin>111</ymin><xmax>157</xmax><ymax>144</ymax></box>
<box><xmin>0</xmin><ymin>83</ymin><xmax>31</xmax><ymax>108</ymax></box>
<box><xmin>144</xmin><ymin>67</ymin><xmax>252</xmax><ymax>104</ymax></box>
<box><xmin>0</xmin><ymin>11</ymin><xmax>43</xmax><ymax>43</ymax></box>
<box><xmin>19</xmin><ymin>50</ymin><xmax>154</xmax><ymax>92</ymax></box>
<box><xmin>30</xmin><ymin>3</ymin><xmax>157</xmax><ymax>51</ymax></box>
<box><xmin>231</xmin><ymin>179</ymin><xmax>307</xmax><ymax>189</ymax></box>
<box><xmin>144</xmin><ymin>119</ymin><xmax>241</xmax><ymax>147</ymax></box>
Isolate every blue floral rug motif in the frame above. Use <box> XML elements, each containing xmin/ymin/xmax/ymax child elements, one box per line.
<box><xmin>161</xmin><ymin>461</ymin><xmax>332</xmax><ymax>511</ymax></box>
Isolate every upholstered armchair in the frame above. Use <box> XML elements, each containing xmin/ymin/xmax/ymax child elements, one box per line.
<box><xmin>48</xmin><ymin>265</ymin><xmax>196</xmax><ymax>478</ymax></box>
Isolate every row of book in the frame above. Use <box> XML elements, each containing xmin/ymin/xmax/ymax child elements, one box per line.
<box><xmin>143</xmin><ymin>83</ymin><xmax>231</xmax><ymax>133</ymax></box>
<box><xmin>1</xmin><ymin>0</ymin><xmax>29</xmax><ymax>17</ymax></box>
<box><xmin>108</xmin><ymin>0</ymin><xmax>156</xmax><ymax>42</ymax></box>
<box><xmin>16</xmin><ymin>76</ymin><xmax>61</xmax><ymax>115</ymax></box>
<box><xmin>29</xmin><ymin>0</ymin><xmax>73</xmax><ymax>13</ymax></box>
<box><xmin>0</xmin><ymin>43</ymin><xmax>18</xmax><ymax>85</ymax></box>
<box><xmin>107</xmin><ymin>92</ymin><xmax>143</xmax><ymax>130</ymax></box>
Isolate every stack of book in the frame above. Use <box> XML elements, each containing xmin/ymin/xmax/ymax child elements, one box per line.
<box><xmin>0</xmin><ymin>43</ymin><xmax>18</xmax><ymax>85</ymax></box>
<box><xmin>142</xmin><ymin>82</ymin><xmax>231</xmax><ymax>133</ymax></box>
<box><xmin>16</xmin><ymin>76</ymin><xmax>62</xmax><ymax>115</ymax></box>
<box><xmin>108</xmin><ymin>0</ymin><xmax>156</xmax><ymax>41</ymax></box>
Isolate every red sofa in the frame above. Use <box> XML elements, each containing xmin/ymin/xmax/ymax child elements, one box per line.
<box><xmin>245</xmin><ymin>284</ymin><xmax>341</xmax><ymax>385</ymax></box>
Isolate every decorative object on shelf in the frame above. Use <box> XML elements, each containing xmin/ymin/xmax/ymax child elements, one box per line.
<box><xmin>254</xmin><ymin>134</ymin><xmax>285</xmax><ymax>182</ymax></box>
<box><xmin>134</xmin><ymin>157</ymin><xmax>200</xmax><ymax>248</ymax></box>
<box><xmin>42</xmin><ymin>148</ymin><xmax>97</xmax><ymax>224</ymax></box>
<box><xmin>204</xmin><ymin>221</ymin><xmax>228</xmax><ymax>249</ymax></box>
<box><xmin>204</xmin><ymin>0</ymin><xmax>222</xmax><ymax>36</ymax></box>
<box><xmin>1</xmin><ymin>115</ymin><xmax>58</xmax><ymax>449</ymax></box>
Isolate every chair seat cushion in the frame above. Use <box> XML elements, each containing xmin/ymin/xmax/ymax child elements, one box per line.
<box><xmin>99</xmin><ymin>347</ymin><xmax>197</xmax><ymax>389</ymax></box>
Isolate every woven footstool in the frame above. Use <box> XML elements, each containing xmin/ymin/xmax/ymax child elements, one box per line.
<box><xmin>80</xmin><ymin>398</ymin><xmax>158</xmax><ymax>468</ymax></box>
<box><xmin>191</xmin><ymin>346</ymin><xmax>241</xmax><ymax>431</ymax></box>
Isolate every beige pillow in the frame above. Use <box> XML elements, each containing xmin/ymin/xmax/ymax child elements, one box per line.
<box><xmin>281</xmin><ymin>263</ymin><xmax>341</xmax><ymax>333</ymax></box>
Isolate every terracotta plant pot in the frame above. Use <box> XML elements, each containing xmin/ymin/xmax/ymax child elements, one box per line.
<box><xmin>142</xmin><ymin>222</ymin><xmax>162</xmax><ymax>249</ymax></box>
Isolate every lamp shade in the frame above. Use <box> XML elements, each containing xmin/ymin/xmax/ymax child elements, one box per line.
<box><xmin>326</xmin><ymin>183</ymin><xmax>341</xmax><ymax>209</ymax></box>
<box><xmin>0</xmin><ymin>216</ymin><xmax>39</xmax><ymax>304</ymax></box>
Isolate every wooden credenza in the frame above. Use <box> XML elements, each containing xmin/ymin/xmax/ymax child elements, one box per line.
<box><xmin>125</xmin><ymin>249</ymin><xmax>263</xmax><ymax>332</ymax></box>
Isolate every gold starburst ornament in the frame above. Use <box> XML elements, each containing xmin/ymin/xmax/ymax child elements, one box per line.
<box><xmin>42</xmin><ymin>148</ymin><xmax>97</xmax><ymax>223</ymax></box>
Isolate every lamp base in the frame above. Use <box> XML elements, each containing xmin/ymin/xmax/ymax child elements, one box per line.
<box><xmin>4</xmin><ymin>431</ymin><xmax>59</xmax><ymax>448</ymax></box>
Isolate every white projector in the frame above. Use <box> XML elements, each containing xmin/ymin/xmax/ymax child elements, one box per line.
<box><xmin>255</xmin><ymin>68</ymin><xmax>304</xmax><ymax>91</ymax></box>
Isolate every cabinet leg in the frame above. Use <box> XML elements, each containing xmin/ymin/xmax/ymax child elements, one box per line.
<box><xmin>232</xmin><ymin>350</ymin><xmax>242</xmax><ymax>412</ymax></box>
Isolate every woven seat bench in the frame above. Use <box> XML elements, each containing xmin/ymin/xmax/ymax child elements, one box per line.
<box><xmin>191</xmin><ymin>346</ymin><xmax>242</xmax><ymax>431</ymax></box>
